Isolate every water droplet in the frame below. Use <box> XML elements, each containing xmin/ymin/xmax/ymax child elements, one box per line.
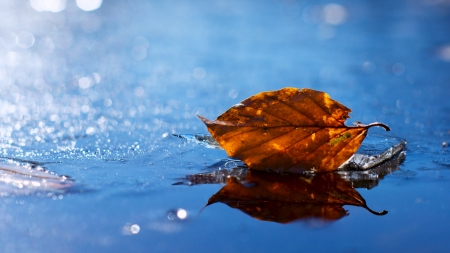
<box><xmin>167</xmin><ymin>211</ymin><xmax>176</xmax><ymax>220</ymax></box>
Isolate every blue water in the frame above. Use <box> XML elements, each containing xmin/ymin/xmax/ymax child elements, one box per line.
<box><xmin>1</xmin><ymin>0</ymin><xmax>450</xmax><ymax>252</ymax></box>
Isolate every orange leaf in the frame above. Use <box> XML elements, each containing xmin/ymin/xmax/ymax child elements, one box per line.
<box><xmin>199</xmin><ymin>87</ymin><xmax>389</xmax><ymax>173</ymax></box>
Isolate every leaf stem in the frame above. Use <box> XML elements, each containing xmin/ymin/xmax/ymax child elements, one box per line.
<box><xmin>365</xmin><ymin>122</ymin><xmax>390</xmax><ymax>131</ymax></box>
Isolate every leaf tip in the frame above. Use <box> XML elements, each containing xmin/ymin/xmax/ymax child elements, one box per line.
<box><xmin>197</xmin><ymin>115</ymin><xmax>211</xmax><ymax>124</ymax></box>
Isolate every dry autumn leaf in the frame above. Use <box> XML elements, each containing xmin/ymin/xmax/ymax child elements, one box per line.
<box><xmin>199</xmin><ymin>87</ymin><xmax>390</xmax><ymax>173</ymax></box>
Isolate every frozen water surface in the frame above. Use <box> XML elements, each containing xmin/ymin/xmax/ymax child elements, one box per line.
<box><xmin>1</xmin><ymin>0</ymin><xmax>450</xmax><ymax>252</ymax></box>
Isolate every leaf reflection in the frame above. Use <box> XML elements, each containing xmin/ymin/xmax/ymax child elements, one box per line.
<box><xmin>174</xmin><ymin>140</ymin><xmax>405</xmax><ymax>223</ymax></box>
<box><xmin>206</xmin><ymin>170</ymin><xmax>386</xmax><ymax>223</ymax></box>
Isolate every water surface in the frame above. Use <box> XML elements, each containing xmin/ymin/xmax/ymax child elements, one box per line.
<box><xmin>0</xmin><ymin>0</ymin><xmax>449</xmax><ymax>252</ymax></box>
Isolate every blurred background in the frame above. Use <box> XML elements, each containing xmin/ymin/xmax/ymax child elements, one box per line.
<box><xmin>0</xmin><ymin>0</ymin><xmax>450</xmax><ymax>252</ymax></box>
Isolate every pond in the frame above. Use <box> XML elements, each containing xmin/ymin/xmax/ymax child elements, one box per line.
<box><xmin>0</xmin><ymin>0</ymin><xmax>449</xmax><ymax>252</ymax></box>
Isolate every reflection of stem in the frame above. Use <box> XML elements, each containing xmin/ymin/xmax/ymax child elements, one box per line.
<box><xmin>362</xmin><ymin>204</ymin><xmax>388</xmax><ymax>216</ymax></box>
<box><xmin>198</xmin><ymin>204</ymin><xmax>208</xmax><ymax>216</ymax></box>
<box><xmin>365</xmin><ymin>122</ymin><xmax>391</xmax><ymax>132</ymax></box>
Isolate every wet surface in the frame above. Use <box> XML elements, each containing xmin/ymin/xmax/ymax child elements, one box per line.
<box><xmin>1</xmin><ymin>0</ymin><xmax>450</xmax><ymax>252</ymax></box>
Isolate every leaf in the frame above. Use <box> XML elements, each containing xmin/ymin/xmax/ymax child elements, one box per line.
<box><xmin>173</xmin><ymin>137</ymin><xmax>406</xmax><ymax>188</ymax></box>
<box><xmin>0</xmin><ymin>163</ymin><xmax>74</xmax><ymax>195</ymax></box>
<box><xmin>172</xmin><ymin>134</ymin><xmax>406</xmax><ymax>175</ymax></box>
<box><xmin>206</xmin><ymin>170</ymin><xmax>387</xmax><ymax>223</ymax></box>
<box><xmin>199</xmin><ymin>87</ymin><xmax>390</xmax><ymax>173</ymax></box>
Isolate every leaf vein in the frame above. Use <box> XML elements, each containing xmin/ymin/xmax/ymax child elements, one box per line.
<box><xmin>302</xmin><ymin>93</ymin><xmax>343</xmax><ymax>124</ymax></box>
<box><xmin>259</xmin><ymin>128</ymin><xmax>326</xmax><ymax>163</ymax></box>
<box><xmin>235</xmin><ymin>127</ymin><xmax>298</xmax><ymax>154</ymax></box>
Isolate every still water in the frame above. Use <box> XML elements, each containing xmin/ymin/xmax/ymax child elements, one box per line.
<box><xmin>0</xmin><ymin>0</ymin><xmax>449</xmax><ymax>252</ymax></box>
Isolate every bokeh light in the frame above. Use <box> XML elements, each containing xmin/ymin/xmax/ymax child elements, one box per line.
<box><xmin>323</xmin><ymin>4</ymin><xmax>347</xmax><ymax>25</ymax></box>
<box><xmin>302</xmin><ymin>3</ymin><xmax>347</xmax><ymax>40</ymax></box>
<box><xmin>16</xmin><ymin>31</ymin><xmax>35</xmax><ymax>49</ymax></box>
<box><xmin>193</xmin><ymin>68</ymin><xmax>206</xmax><ymax>79</ymax></box>
<box><xmin>167</xmin><ymin>208</ymin><xmax>188</xmax><ymax>221</ymax></box>
<box><xmin>177</xmin><ymin>209</ymin><xmax>187</xmax><ymax>220</ymax></box>
<box><xmin>30</xmin><ymin>0</ymin><xmax>67</xmax><ymax>12</ymax></box>
<box><xmin>438</xmin><ymin>45</ymin><xmax>450</xmax><ymax>61</ymax></box>
<box><xmin>122</xmin><ymin>223</ymin><xmax>140</xmax><ymax>235</ymax></box>
<box><xmin>76</xmin><ymin>0</ymin><xmax>102</xmax><ymax>11</ymax></box>
<box><xmin>392</xmin><ymin>63</ymin><xmax>405</xmax><ymax>76</ymax></box>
